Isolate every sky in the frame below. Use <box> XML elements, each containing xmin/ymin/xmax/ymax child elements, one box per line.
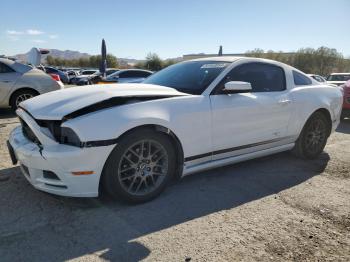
<box><xmin>1</xmin><ymin>0</ymin><xmax>349</xmax><ymax>59</ymax></box>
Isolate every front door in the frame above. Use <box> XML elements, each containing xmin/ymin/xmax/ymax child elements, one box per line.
<box><xmin>210</xmin><ymin>62</ymin><xmax>292</xmax><ymax>160</ymax></box>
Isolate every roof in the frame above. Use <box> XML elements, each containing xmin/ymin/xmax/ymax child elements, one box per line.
<box><xmin>0</xmin><ymin>58</ymin><xmax>33</xmax><ymax>73</ymax></box>
<box><xmin>0</xmin><ymin>57</ymin><xmax>15</xmax><ymax>66</ymax></box>
<box><xmin>186</xmin><ymin>56</ymin><xmax>292</xmax><ymax>69</ymax></box>
<box><xmin>189</xmin><ymin>56</ymin><xmax>244</xmax><ymax>62</ymax></box>
<box><xmin>118</xmin><ymin>69</ymin><xmax>153</xmax><ymax>73</ymax></box>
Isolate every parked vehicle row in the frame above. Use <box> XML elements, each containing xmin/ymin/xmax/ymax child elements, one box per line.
<box><xmin>70</xmin><ymin>69</ymin><xmax>153</xmax><ymax>85</ymax></box>
<box><xmin>44</xmin><ymin>66</ymin><xmax>70</xmax><ymax>84</ymax></box>
<box><xmin>7</xmin><ymin>57</ymin><xmax>343</xmax><ymax>203</ymax></box>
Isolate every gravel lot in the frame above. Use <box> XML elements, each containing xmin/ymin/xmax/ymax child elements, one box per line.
<box><xmin>0</xmin><ymin>108</ymin><xmax>349</xmax><ymax>261</ymax></box>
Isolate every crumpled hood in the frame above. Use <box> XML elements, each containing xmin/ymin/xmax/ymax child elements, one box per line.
<box><xmin>20</xmin><ymin>83</ymin><xmax>189</xmax><ymax>120</ymax></box>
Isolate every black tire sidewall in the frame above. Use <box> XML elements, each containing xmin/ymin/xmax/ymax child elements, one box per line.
<box><xmin>300</xmin><ymin>112</ymin><xmax>329</xmax><ymax>159</ymax></box>
<box><xmin>102</xmin><ymin>129</ymin><xmax>176</xmax><ymax>203</ymax></box>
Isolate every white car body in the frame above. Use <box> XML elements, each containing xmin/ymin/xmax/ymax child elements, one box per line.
<box><xmin>0</xmin><ymin>58</ymin><xmax>63</xmax><ymax>108</ymax></box>
<box><xmin>8</xmin><ymin>57</ymin><xmax>343</xmax><ymax>198</ymax></box>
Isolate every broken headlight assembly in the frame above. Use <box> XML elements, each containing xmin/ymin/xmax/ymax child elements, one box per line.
<box><xmin>60</xmin><ymin>127</ymin><xmax>82</xmax><ymax>147</ymax></box>
<box><xmin>37</xmin><ymin>120</ymin><xmax>82</xmax><ymax>147</ymax></box>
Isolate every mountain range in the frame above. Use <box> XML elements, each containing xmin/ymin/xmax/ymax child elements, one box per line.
<box><xmin>14</xmin><ymin>49</ymin><xmax>146</xmax><ymax>65</ymax></box>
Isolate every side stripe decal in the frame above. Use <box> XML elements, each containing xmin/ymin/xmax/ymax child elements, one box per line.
<box><xmin>184</xmin><ymin>136</ymin><xmax>292</xmax><ymax>162</ymax></box>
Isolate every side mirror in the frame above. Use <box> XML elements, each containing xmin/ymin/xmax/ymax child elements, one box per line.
<box><xmin>223</xmin><ymin>81</ymin><xmax>252</xmax><ymax>93</ymax></box>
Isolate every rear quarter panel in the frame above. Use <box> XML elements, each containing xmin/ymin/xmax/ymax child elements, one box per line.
<box><xmin>288</xmin><ymin>85</ymin><xmax>343</xmax><ymax>136</ymax></box>
<box><xmin>13</xmin><ymin>70</ymin><xmax>61</xmax><ymax>94</ymax></box>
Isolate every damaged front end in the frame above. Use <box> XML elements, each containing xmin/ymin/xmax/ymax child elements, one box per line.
<box><xmin>17</xmin><ymin>95</ymin><xmax>179</xmax><ymax>148</ymax></box>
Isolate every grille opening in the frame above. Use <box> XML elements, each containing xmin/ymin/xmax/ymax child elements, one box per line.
<box><xmin>44</xmin><ymin>183</ymin><xmax>67</xmax><ymax>189</ymax></box>
<box><xmin>43</xmin><ymin>170</ymin><xmax>60</xmax><ymax>180</ymax></box>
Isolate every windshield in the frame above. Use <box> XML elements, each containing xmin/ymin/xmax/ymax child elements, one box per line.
<box><xmin>107</xmin><ymin>70</ymin><xmax>120</xmax><ymax>79</ymax></box>
<box><xmin>327</xmin><ymin>74</ymin><xmax>350</xmax><ymax>81</ymax></box>
<box><xmin>10</xmin><ymin>61</ymin><xmax>33</xmax><ymax>74</ymax></box>
<box><xmin>143</xmin><ymin>61</ymin><xmax>230</xmax><ymax>94</ymax></box>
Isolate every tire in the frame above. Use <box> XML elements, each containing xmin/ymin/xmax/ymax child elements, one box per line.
<box><xmin>102</xmin><ymin>129</ymin><xmax>176</xmax><ymax>203</ymax></box>
<box><xmin>340</xmin><ymin>112</ymin><xmax>347</xmax><ymax>121</ymax></box>
<box><xmin>10</xmin><ymin>89</ymin><xmax>38</xmax><ymax>110</ymax></box>
<box><xmin>292</xmin><ymin>112</ymin><xmax>330</xmax><ymax>159</ymax></box>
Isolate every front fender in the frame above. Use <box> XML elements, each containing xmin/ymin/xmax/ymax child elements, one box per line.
<box><xmin>62</xmin><ymin>95</ymin><xmax>212</xmax><ymax>159</ymax></box>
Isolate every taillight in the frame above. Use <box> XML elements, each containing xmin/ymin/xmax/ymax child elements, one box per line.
<box><xmin>49</xmin><ymin>73</ymin><xmax>61</xmax><ymax>82</ymax></box>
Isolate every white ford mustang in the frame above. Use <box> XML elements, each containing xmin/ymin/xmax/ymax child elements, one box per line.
<box><xmin>7</xmin><ymin>57</ymin><xmax>343</xmax><ymax>203</ymax></box>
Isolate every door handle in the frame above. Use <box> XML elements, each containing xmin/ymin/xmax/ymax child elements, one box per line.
<box><xmin>0</xmin><ymin>80</ymin><xmax>11</xmax><ymax>83</ymax></box>
<box><xmin>278</xmin><ymin>99</ymin><xmax>291</xmax><ymax>106</ymax></box>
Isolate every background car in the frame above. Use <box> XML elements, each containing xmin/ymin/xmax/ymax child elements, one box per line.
<box><xmin>307</xmin><ymin>74</ymin><xmax>327</xmax><ymax>83</ymax></box>
<box><xmin>105</xmin><ymin>68</ymin><xmax>119</xmax><ymax>76</ymax></box>
<box><xmin>69</xmin><ymin>69</ymin><xmax>98</xmax><ymax>85</ymax></box>
<box><xmin>44</xmin><ymin>66</ymin><xmax>69</xmax><ymax>84</ymax></box>
<box><xmin>66</xmin><ymin>70</ymin><xmax>79</xmax><ymax>79</ymax></box>
<box><xmin>340</xmin><ymin>80</ymin><xmax>350</xmax><ymax>120</ymax></box>
<box><xmin>8</xmin><ymin>57</ymin><xmax>342</xmax><ymax>203</ymax></box>
<box><xmin>0</xmin><ymin>58</ymin><xmax>63</xmax><ymax>110</ymax></box>
<box><xmin>326</xmin><ymin>73</ymin><xmax>350</xmax><ymax>86</ymax></box>
<box><xmin>105</xmin><ymin>69</ymin><xmax>153</xmax><ymax>83</ymax></box>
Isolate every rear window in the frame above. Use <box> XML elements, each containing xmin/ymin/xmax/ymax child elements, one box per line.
<box><xmin>0</xmin><ymin>62</ymin><xmax>15</xmax><ymax>73</ymax></box>
<box><xmin>293</xmin><ymin>71</ymin><xmax>312</xmax><ymax>86</ymax></box>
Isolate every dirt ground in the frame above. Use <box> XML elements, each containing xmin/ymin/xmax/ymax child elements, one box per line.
<box><xmin>0</xmin><ymin>108</ymin><xmax>349</xmax><ymax>262</ymax></box>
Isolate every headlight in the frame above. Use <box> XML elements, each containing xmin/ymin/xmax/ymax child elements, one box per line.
<box><xmin>36</xmin><ymin>120</ymin><xmax>82</xmax><ymax>147</ymax></box>
<box><xmin>60</xmin><ymin>127</ymin><xmax>82</xmax><ymax>147</ymax></box>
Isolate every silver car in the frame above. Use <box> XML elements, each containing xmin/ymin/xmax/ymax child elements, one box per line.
<box><xmin>0</xmin><ymin>58</ymin><xmax>63</xmax><ymax>110</ymax></box>
<box><xmin>106</xmin><ymin>69</ymin><xmax>153</xmax><ymax>83</ymax></box>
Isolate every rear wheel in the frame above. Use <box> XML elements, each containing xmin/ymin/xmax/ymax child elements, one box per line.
<box><xmin>102</xmin><ymin>129</ymin><xmax>176</xmax><ymax>203</ymax></box>
<box><xmin>10</xmin><ymin>89</ymin><xmax>38</xmax><ymax>110</ymax></box>
<box><xmin>292</xmin><ymin>112</ymin><xmax>330</xmax><ymax>159</ymax></box>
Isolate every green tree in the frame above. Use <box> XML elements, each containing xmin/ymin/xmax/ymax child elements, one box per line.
<box><xmin>245</xmin><ymin>48</ymin><xmax>265</xmax><ymax>58</ymax></box>
<box><xmin>163</xmin><ymin>59</ymin><xmax>176</xmax><ymax>68</ymax></box>
<box><xmin>144</xmin><ymin>53</ymin><xmax>163</xmax><ymax>71</ymax></box>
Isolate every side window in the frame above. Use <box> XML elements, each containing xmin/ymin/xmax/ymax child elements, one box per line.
<box><xmin>293</xmin><ymin>71</ymin><xmax>312</xmax><ymax>85</ymax></box>
<box><xmin>119</xmin><ymin>71</ymin><xmax>136</xmax><ymax>78</ymax></box>
<box><xmin>218</xmin><ymin>62</ymin><xmax>286</xmax><ymax>92</ymax></box>
<box><xmin>0</xmin><ymin>63</ymin><xmax>15</xmax><ymax>73</ymax></box>
<box><xmin>134</xmin><ymin>71</ymin><xmax>151</xmax><ymax>78</ymax></box>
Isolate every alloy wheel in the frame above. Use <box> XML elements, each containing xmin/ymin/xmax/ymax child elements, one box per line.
<box><xmin>305</xmin><ymin>118</ymin><xmax>326</xmax><ymax>154</ymax></box>
<box><xmin>117</xmin><ymin>139</ymin><xmax>169</xmax><ymax>196</ymax></box>
<box><xmin>15</xmin><ymin>93</ymin><xmax>34</xmax><ymax>107</ymax></box>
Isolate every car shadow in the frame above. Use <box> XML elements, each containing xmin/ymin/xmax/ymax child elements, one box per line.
<box><xmin>0</xmin><ymin>151</ymin><xmax>330</xmax><ymax>261</ymax></box>
<box><xmin>336</xmin><ymin>118</ymin><xmax>350</xmax><ymax>134</ymax></box>
<box><xmin>0</xmin><ymin>108</ymin><xmax>16</xmax><ymax>119</ymax></box>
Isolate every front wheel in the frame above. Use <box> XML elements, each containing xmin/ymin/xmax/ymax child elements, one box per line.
<box><xmin>292</xmin><ymin>112</ymin><xmax>330</xmax><ymax>159</ymax></box>
<box><xmin>10</xmin><ymin>89</ymin><xmax>38</xmax><ymax>110</ymax></box>
<box><xmin>102</xmin><ymin>129</ymin><xmax>176</xmax><ymax>203</ymax></box>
